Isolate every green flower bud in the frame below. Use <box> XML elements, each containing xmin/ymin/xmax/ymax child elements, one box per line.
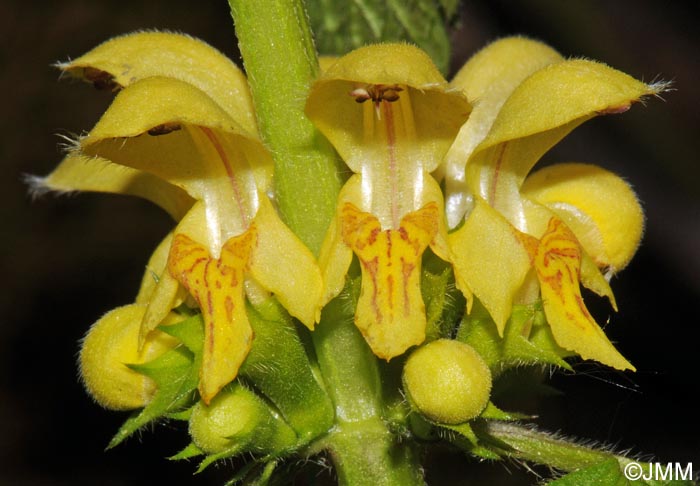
<box><xmin>189</xmin><ymin>383</ymin><xmax>297</xmax><ymax>454</ymax></box>
<box><xmin>79</xmin><ymin>304</ymin><xmax>179</xmax><ymax>410</ymax></box>
<box><xmin>403</xmin><ymin>339</ymin><xmax>492</xmax><ymax>424</ymax></box>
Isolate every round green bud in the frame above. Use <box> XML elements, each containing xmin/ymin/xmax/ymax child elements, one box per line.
<box><xmin>189</xmin><ymin>384</ymin><xmax>297</xmax><ymax>454</ymax></box>
<box><xmin>403</xmin><ymin>339</ymin><xmax>492</xmax><ymax>424</ymax></box>
<box><xmin>79</xmin><ymin>304</ymin><xmax>179</xmax><ymax>410</ymax></box>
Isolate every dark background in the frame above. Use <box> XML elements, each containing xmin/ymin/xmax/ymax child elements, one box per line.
<box><xmin>2</xmin><ymin>1</ymin><xmax>698</xmax><ymax>484</ymax></box>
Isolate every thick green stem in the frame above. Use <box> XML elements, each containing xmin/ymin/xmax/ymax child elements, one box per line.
<box><xmin>311</xmin><ymin>295</ymin><xmax>424</xmax><ymax>486</ymax></box>
<box><xmin>325</xmin><ymin>421</ymin><xmax>424</xmax><ymax>486</ymax></box>
<box><xmin>228</xmin><ymin>2</ymin><xmax>423</xmax><ymax>484</ymax></box>
<box><xmin>228</xmin><ymin>0</ymin><xmax>343</xmax><ymax>254</ymax></box>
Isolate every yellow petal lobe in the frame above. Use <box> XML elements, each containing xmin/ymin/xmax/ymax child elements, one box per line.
<box><xmin>534</xmin><ymin>218</ymin><xmax>633</xmax><ymax>370</ymax></box>
<box><xmin>248</xmin><ymin>194</ymin><xmax>323</xmax><ymax>329</ymax></box>
<box><xmin>35</xmin><ymin>153</ymin><xmax>193</xmax><ymax>221</ymax></box>
<box><xmin>580</xmin><ymin>251</ymin><xmax>618</xmax><ymax>311</ymax></box>
<box><xmin>306</xmin><ymin>43</ymin><xmax>470</xmax><ymax>176</ymax></box>
<box><xmin>451</xmin><ymin>36</ymin><xmax>562</xmax><ymax>103</ymax></box>
<box><xmin>81</xmin><ymin>76</ymin><xmax>272</xmax><ymax>213</ymax></box>
<box><xmin>444</xmin><ymin>37</ymin><xmax>562</xmax><ymax>227</ymax></box>
<box><xmin>448</xmin><ymin>199</ymin><xmax>533</xmax><ymax>333</ymax></box>
<box><xmin>341</xmin><ymin>202</ymin><xmax>438</xmax><ymax>359</ymax></box>
<box><xmin>317</xmin><ymin>176</ymin><xmax>363</xmax><ymax>310</ymax></box>
<box><xmin>139</xmin><ymin>202</ymin><xmax>209</xmax><ymax>344</ymax></box>
<box><xmin>61</xmin><ymin>31</ymin><xmax>256</xmax><ymax>133</ymax></box>
<box><xmin>521</xmin><ymin>198</ymin><xmax>617</xmax><ymax>309</ymax></box>
<box><xmin>466</xmin><ymin>60</ymin><xmax>655</xmax><ymax>228</ymax></box>
<box><xmin>168</xmin><ymin>231</ymin><xmax>256</xmax><ymax>403</ymax></box>
<box><xmin>522</xmin><ymin>163</ymin><xmax>644</xmax><ymax>272</ymax></box>
<box><xmin>136</xmin><ymin>232</ymin><xmax>174</xmax><ymax>306</ymax></box>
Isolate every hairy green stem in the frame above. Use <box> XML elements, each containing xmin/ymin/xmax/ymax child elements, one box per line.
<box><xmin>311</xmin><ymin>295</ymin><xmax>424</xmax><ymax>486</ymax></box>
<box><xmin>228</xmin><ymin>0</ymin><xmax>342</xmax><ymax>254</ymax></box>
<box><xmin>228</xmin><ymin>2</ymin><xmax>423</xmax><ymax>484</ymax></box>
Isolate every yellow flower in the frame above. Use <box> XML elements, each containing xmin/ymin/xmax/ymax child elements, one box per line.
<box><xmin>79</xmin><ymin>304</ymin><xmax>180</xmax><ymax>410</ymax></box>
<box><xmin>35</xmin><ymin>32</ymin><xmax>322</xmax><ymax>403</ymax></box>
<box><xmin>306</xmin><ymin>43</ymin><xmax>471</xmax><ymax>359</ymax></box>
<box><xmin>443</xmin><ymin>37</ymin><xmax>663</xmax><ymax>370</ymax></box>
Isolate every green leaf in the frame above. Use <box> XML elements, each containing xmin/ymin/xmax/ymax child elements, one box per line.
<box><xmin>252</xmin><ymin>460</ymin><xmax>278</xmax><ymax>486</ymax></box>
<box><xmin>548</xmin><ymin>458</ymin><xmax>696</xmax><ymax>486</ymax></box>
<box><xmin>437</xmin><ymin>0</ymin><xmax>459</xmax><ymax>18</ymax></box>
<box><xmin>421</xmin><ymin>252</ymin><xmax>465</xmax><ymax>341</ymax></box>
<box><xmin>196</xmin><ymin>443</ymin><xmax>250</xmax><ymax>473</ymax></box>
<box><xmin>548</xmin><ymin>458</ymin><xmax>627</xmax><ymax>486</ymax></box>
<box><xmin>407</xmin><ymin>413</ymin><xmax>438</xmax><ymax>441</ymax></box>
<box><xmin>479</xmin><ymin>401</ymin><xmax>528</xmax><ymax>421</ymax></box>
<box><xmin>440</xmin><ymin>421</ymin><xmax>501</xmax><ymax>460</ymax></box>
<box><xmin>454</xmin><ymin>300</ymin><xmax>502</xmax><ymax>368</ymax></box>
<box><xmin>107</xmin><ymin>316</ymin><xmax>203</xmax><ymax>449</ymax></box>
<box><xmin>306</xmin><ymin>0</ymin><xmax>454</xmax><ymax>74</ymax></box>
<box><xmin>169</xmin><ymin>442</ymin><xmax>204</xmax><ymax>461</ymax></box>
<box><xmin>456</xmin><ymin>300</ymin><xmax>571</xmax><ymax>374</ymax></box>
<box><xmin>159</xmin><ymin>313</ymin><xmax>205</xmax><ymax>353</ymax></box>
<box><xmin>483</xmin><ymin>422</ymin><xmax>697</xmax><ymax>485</ymax></box>
<box><xmin>240</xmin><ymin>299</ymin><xmax>334</xmax><ymax>442</ymax></box>
<box><xmin>200</xmin><ymin>451</ymin><xmax>277</xmax><ymax>484</ymax></box>
<box><xmin>222</xmin><ymin>459</ymin><xmax>277</xmax><ymax>486</ymax></box>
<box><xmin>166</xmin><ymin>405</ymin><xmax>194</xmax><ymax>421</ymax></box>
<box><xmin>502</xmin><ymin>304</ymin><xmax>572</xmax><ymax>370</ymax></box>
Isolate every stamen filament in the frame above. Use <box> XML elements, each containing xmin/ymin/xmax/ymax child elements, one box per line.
<box><xmin>360</xmin><ymin>84</ymin><xmax>422</xmax><ymax>230</ymax></box>
<box><xmin>200</xmin><ymin>127</ymin><xmax>251</xmax><ymax>229</ymax></box>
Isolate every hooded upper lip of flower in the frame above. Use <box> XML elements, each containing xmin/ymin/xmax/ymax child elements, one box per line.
<box><xmin>305</xmin><ymin>42</ymin><xmax>472</xmax><ymax>360</ymax></box>
<box><xmin>32</xmin><ymin>31</ymin><xmax>323</xmax><ymax>404</ymax></box>
<box><xmin>441</xmin><ymin>36</ymin><xmax>666</xmax><ymax>370</ymax></box>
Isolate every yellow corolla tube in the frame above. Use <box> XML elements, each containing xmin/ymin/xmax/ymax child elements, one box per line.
<box><xmin>444</xmin><ymin>37</ymin><xmax>662</xmax><ymax>370</ymax></box>
<box><xmin>306</xmin><ymin>43</ymin><xmax>471</xmax><ymax>359</ymax></box>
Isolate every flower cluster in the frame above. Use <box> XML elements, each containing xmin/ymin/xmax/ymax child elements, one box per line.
<box><xmin>36</xmin><ymin>32</ymin><xmax>659</xmax><ymax>409</ymax></box>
